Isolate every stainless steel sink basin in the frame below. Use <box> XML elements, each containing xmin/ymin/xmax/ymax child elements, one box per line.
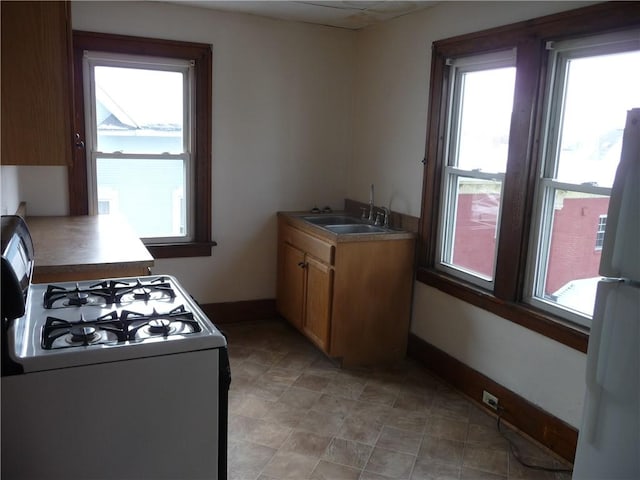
<box><xmin>324</xmin><ymin>224</ymin><xmax>389</xmax><ymax>234</ymax></box>
<box><xmin>302</xmin><ymin>215</ymin><xmax>362</xmax><ymax>225</ymax></box>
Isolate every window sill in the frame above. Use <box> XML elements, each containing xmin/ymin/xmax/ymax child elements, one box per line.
<box><xmin>146</xmin><ymin>241</ymin><xmax>216</xmax><ymax>259</ymax></box>
<box><xmin>416</xmin><ymin>266</ymin><xmax>589</xmax><ymax>353</ymax></box>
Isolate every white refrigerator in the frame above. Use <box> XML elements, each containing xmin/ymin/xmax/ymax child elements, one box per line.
<box><xmin>573</xmin><ymin>108</ymin><xmax>640</xmax><ymax>479</ymax></box>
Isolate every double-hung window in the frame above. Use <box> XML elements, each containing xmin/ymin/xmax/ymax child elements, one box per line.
<box><xmin>437</xmin><ymin>50</ymin><xmax>515</xmax><ymax>288</ymax></box>
<box><xmin>526</xmin><ymin>31</ymin><xmax>640</xmax><ymax>325</ymax></box>
<box><xmin>70</xmin><ymin>32</ymin><xmax>213</xmax><ymax>258</ymax></box>
<box><xmin>419</xmin><ymin>3</ymin><xmax>640</xmax><ymax>351</ymax></box>
<box><xmin>84</xmin><ymin>52</ymin><xmax>193</xmax><ymax>241</ymax></box>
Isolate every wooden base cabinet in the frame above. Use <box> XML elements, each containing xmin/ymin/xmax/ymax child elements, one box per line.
<box><xmin>277</xmin><ymin>222</ymin><xmax>334</xmax><ymax>352</ymax></box>
<box><xmin>302</xmin><ymin>255</ymin><xmax>333</xmax><ymax>352</ymax></box>
<box><xmin>277</xmin><ymin>214</ymin><xmax>415</xmax><ymax>367</ymax></box>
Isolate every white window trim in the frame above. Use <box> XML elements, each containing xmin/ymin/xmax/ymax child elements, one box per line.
<box><xmin>82</xmin><ymin>51</ymin><xmax>195</xmax><ymax>243</ymax></box>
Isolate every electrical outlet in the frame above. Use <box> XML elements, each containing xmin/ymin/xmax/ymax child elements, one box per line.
<box><xmin>482</xmin><ymin>390</ymin><xmax>499</xmax><ymax>410</ymax></box>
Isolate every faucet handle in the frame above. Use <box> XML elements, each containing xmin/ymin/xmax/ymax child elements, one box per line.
<box><xmin>379</xmin><ymin>207</ymin><xmax>390</xmax><ymax>228</ymax></box>
<box><xmin>374</xmin><ymin>211</ymin><xmax>384</xmax><ymax>226</ymax></box>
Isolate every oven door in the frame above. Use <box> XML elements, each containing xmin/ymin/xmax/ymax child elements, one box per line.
<box><xmin>1</xmin><ymin>348</ymin><xmax>228</xmax><ymax>480</ymax></box>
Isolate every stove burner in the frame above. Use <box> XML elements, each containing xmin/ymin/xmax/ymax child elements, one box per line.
<box><xmin>132</xmin><ymin>287</ymin><xmax>152</xmax><ymax>300</ymax></box>
<box><xmin>116</xmin><ymin>278</ymin><xmax>176</xmax><ymax>304</ymax></box>
<box><xmin>123</xmin><ymin>305</ymin><xmax>201</xmax><ymax>340</ymax></box>
<box><xmin>42</xmin><ymin>312</ymin><xmax>126</xmax><ymax>349</ymax></box>
<box><xmin>44</xmin><ymin>282</ymin><xmax>111</xmax><ymax>309</ymax></box>
<box><xmin>68</xmin><ymin>326</ymin><xmax>98</xmax><ymax>344</ymax></box>
<box><xmin>148</xmin><ymin>318</ymin><xmax>171</xmax><ymax>334</ymax></box>
<box><xmin>67</xmin><ymin>290</ymin><xmax>90</xmax><ymax>306</ymax></box>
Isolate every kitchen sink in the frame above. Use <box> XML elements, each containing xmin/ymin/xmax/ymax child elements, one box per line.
<box><xmin>324</xmin><ymin>224</ymin><xmax>390</xmax><ymax>234</ymax></box>
<box><xmin>302</xmin><ymin>215</ymin><xmax>362</xmax><ymax>225</ymax></box>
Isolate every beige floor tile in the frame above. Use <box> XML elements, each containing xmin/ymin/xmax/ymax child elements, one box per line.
<box><xmin>274</xmin><ymin>351</ymin><xmax>319</xmax><ymax>370</ymax></box>
<box><xmin>247</xmin><ymin>348</ymin><xmax>287</xmax><ymax>366</ymax></box>
<box><xmin>322</xmin><ymin>437</ymin><xmax>373</xmax><ymax>469</ymax></box>
<box><xmin>261</xmin><ymin>450</ymin><xmax>319</xmax><ymax>479</ymax></box>
<box><xmin>364</xmin><ymin>446</ymin><xmax>416</xmax><ymax>479</ymax></box>
<box><xmin>384</xmin><ymin>408</ymin><xmax>428</xmax><ymax>434</ymax></box>
<box><xmin>228</xmin><ymin>439</ymin><xmax>276</xmax><ymax>480</ymax></box>
<box><xmin>296</xmin><ymin>409</ymin><xmax>347</xmax><ymax>436</ymax></box>
<box><xmin>293</xmin><ymin>372</ymin><xmax>332</xmax><ymax>391</ymax></box>
<box><xmin>359</xmin><ymin>470</ymin><xmax>397</xmax><ymax>479</ymax></box>
<box><xmin>466</xmin><ymin>422</ymin><xmax>509</xmax><ymax>451</ymax></box>
<box><xmin>460</xmin><ymin>466</ymin><xmax>507</xmax><ymax>479</ymax></box>
<box><xmin>262</xmin><ymin>366</ymin><xmax>302</xmax><ymax>386</ymax></box>
<box><xmin>410</xmin><ymin>458</ymin><xmax>460</xmax><ymax>480</ymax></box>
<box><xmin>280</xmin><ymin>429</ymin><xmax>333</xmax><ymax>457</ymax></box>
<box><xmin>376</xmin><ymin>426</ymin><xmax>423</xmax><ymax>455</ymax></box>
<box><xmin>463</xmin><ymin>444</ymin><xmax>509</xmax><ymax>477</ymax></box>
<box><xmin>233</xmin><ymin>360</ymin><xmax>271</xmax><ymax>381</ymax></box>
<box><xmin>230</xmin><ymin>394</ymin><xmax>275</xmax><ymax>420</ymax></box>
<box><xmin>359</xmin><ymin>383</ymin><xmax>399</xmax><ymax>406</ymax></box>
<box><xmin>312</xmin><ymin>393</ymin><xmax>358</xmax><ymax>416</ymax></box>
<box><xmin>310</xmin><ymin>459</ymin><xmax>361</xmax><ymax>479</ymax></box>
<box><xmin>323</xmin><ymin>376</ymin><xmax>367</xmax><ymax>400</ymax></box>
<box><xmin>393</xmin><ymin>392</ymin><xmax>433</xmax><ymax>412</ymax></box>
<box><xmin>260</xmin><ymin>401</ymin><xmax>307</xmax><ymax>428</ymax></box>
<box><xmin>417</xmin><ymin>435</ymin><xmax>464</xmax><ymax>466</ymax></box>
<box><xmin>424</xmin><ymin>415</ymin><xmax>468</xmax><ymax>443</ymax></box>
<box><xmin>337</xmin><ymin>416</ymin><xmax>384</xmax><ymax>445</ymax></box>
<box><xmin>349</xmin><ymin>400</ymin><xmax>393</xmax><ymax>423</ymax></box>
<box><xmin>280</xmin><ymin>386</ymin><xmax>322</xmax><ymax>410</ymax></box>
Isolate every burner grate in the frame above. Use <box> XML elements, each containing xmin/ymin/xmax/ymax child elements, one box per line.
<box><xmin>41</xmin><ymin>311</ymin><xmax>126</xmax><ymax>349</ymax></box>
<box><xmin>43</xmin><ymin>277</ymin><xmax>176</xmax><ymax>309</ymax></box>
<box><xmin>40</xmin><ymin>305</ymin><xmax>200</xmax><ymax>349</ymax></box>
<box><xmin>123</xmin><ymin>305</ymin><xmax>201</xmax><ymax>340</ymax></box>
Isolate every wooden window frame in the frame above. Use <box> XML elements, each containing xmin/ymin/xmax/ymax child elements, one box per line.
<box><xmin>418</xmin><ymin>2</ymin><xmax>640</xmax><ymax>353</ymax></box>
<box><xmin>69</xmin><ymin>31</ymin><xmax>214</xmax><ymax>258</ymax></box>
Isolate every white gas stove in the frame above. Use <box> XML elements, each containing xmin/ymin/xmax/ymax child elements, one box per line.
<box><xmin>11</xmin><ymin>274</ymin><xmax>226</xmax><ymax>372</ymax></box>
<box><xmin>1</xmin><ymin>216</ymin><xmax>230</xmax><ymax>480</ymax></box>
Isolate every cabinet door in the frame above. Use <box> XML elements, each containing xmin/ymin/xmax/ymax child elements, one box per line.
<box><xmin>1</xmin><ymin>1</ymin><xmax>73</xmax><ymax>165</ymax></box>
<box><xmin>277</xmin><ymin>242</ymin><xmax>305</xmax><ymax>330</ymax></box>
<box><xmin>303</xmin><ymin>255</ymin><xmax>333</xmax><ymax>352</ymax></box>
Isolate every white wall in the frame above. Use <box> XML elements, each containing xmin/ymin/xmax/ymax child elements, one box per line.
<box><xmin>350</xmin><ymin>1</ymin><xmax>595</xmax><ymax>428</ymax></box>
<box><xmin>1</xmin><ymin>166</ymin><xmax>20</xmax><ymax>215</ymax></box>
<box><xmin>14</xmin><ymin>1</ymin><xmax>354</xmax><ymax>301</ymax></box>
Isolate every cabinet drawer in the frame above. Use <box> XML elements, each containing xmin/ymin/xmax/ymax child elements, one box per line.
<box><xmin>282</xmin><ymin>224</ymin><xmax>334</xmax><ymax>265</ymax></box>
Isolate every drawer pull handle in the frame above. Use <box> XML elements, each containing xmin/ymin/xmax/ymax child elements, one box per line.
<box><xmin>298</xmin><ymin>262</ymin><xmax>307</xmax><ymax>269</ymax></box>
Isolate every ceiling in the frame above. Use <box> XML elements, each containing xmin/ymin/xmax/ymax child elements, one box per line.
<box><xmin>169</xmin><ymin>1</ymin><xmax>437</xmax><ymax>29</ymax></box>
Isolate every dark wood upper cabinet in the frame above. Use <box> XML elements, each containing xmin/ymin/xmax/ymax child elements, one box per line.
<box><xmin>1</xmin><ymin>1</ymin><xmax>73</xmax><ymax>166</ymax></box>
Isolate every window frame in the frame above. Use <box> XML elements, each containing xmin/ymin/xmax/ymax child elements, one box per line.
<box><xmin>595</xmin><ymin>215</ymin><xmax>607</xmax><ymax>251</ymax></box>
<box><xmin>524</xmin><ymin>29</ymin><xmax>640</xmax><ymax>326</ymax></box>
<box><xmin>436</xmin><ymin>50</ymin><xmax>515</xmax><ymax>289</ymax></box>
<box><xmin>417</xmin><ymin>3</ymin><xmax>640</xmax><ymax>353</ymax></box>
<box><xmin>69</xmin><ymin>31</ymin><xmax>214</xmax><ymax>258</ymax></box>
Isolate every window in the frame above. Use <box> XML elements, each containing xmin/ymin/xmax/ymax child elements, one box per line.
<box><xmin>69</xmin><ymin>32</ymin><xmax>213</xmax><ymax>258</ymax></box>
<box><xmin>526</xmin><ymin>31</ymin><xmax>640</xmax><ymax>326</ymax></box>
<box><xmin>418</xmin><ymin>3</ymin><xmax>640</xmax><ymax>351</ymax></box>
<box><xmin>595</xmin><ymin>215</ymin><xmax>607</xmax><ymax>250</ymax></box>
<box><xmin>85</xmin><ymin>54</ymin><xmax>192</xmax><ymax>241</ymax></box>
<box><xmin>437</xmin><ymin>50</ymin><xmax>515</xmax><ymax>287</ymax></box>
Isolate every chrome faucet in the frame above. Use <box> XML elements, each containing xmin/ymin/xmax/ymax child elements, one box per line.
<box><xmin>368</xmin><ymin>184</ymin><xmax>375</xmax><ymax>223</ymax></box>
<box><xmin>374</xmin><ymin>207</ymin><xmax>390</xmax><ymax>227</ymax></box>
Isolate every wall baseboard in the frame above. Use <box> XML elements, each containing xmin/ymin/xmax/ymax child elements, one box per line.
<box><xmin>200</xmin><ymin>299</ymin><xmax>277</xmax><ymax>325</ymax></box>
<box><xmin>407</xmin><ymin>333</ymin><xmax>577</xmax><ymax>463</ymax></box>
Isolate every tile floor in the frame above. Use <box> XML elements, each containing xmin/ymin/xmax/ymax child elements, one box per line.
<box><xmin>223</xmin><ymin>319</ymin><xmax>573</xmax><ymax>480</ymax></box>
